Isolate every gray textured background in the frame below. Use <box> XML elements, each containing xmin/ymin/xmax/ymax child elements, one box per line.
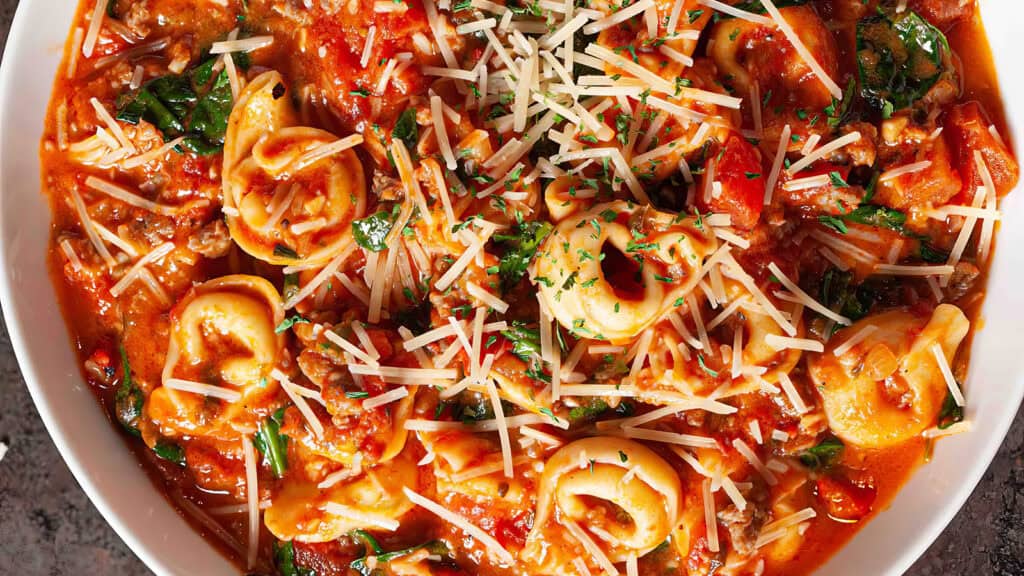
<box><xmin>0</xmin><ymin>1</ymin><xmax>1021</xmax><ymax>574</ymax></box>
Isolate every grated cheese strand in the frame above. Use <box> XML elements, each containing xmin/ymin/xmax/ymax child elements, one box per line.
<box><xmin>403</xmin><ymin>488</ymin><xmax>515</xmax><ymax>564</ymax></box>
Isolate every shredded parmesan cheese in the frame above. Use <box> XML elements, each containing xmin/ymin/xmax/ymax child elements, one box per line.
<box><xmin>832</xmin><ymin>324</ymin><xmax>877</xmax><ymax>356</ymax></box>
<box><xmin>764</xmin><ymin>125</ymin><xmax>791</xmax><ymax>205</ymax></box>
<box><xmin>241</xmin><ymin>436</ymin><xmax>259</xmax><ymax>569</ymax></box>
<box><xmin>403</xmin><ymin>488</ymin><xmax>515</xmax><ymax>564</ymax></box>
<box><xmin>930</xmin><ymin>342</ymin><xmax>964</xmax><ymax>407</ymax></box>
<box><xmin>164</xmin><ymin>378</ymin><xmax>241</xmax><ymax>403</ymax></box>
<box><xmin>786</xmin><ymin>131</ymin><xmax>861</xmax><ymax>175</ymax></box>
<box><xmin>732</xmin><ymin>438</ymin><xmax>777</xmax><ymax>485</ymax></box>
<box><xmin>758</xmin><ymin>0</ymin><xmax>842</xmax><ymax>99</ymax></box>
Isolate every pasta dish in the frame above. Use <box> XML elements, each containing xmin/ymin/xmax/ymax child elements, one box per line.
<box><xmin>40</xmin><ymin>0</ymin><xmax>1019</xmax><ymax>574</ymax></box>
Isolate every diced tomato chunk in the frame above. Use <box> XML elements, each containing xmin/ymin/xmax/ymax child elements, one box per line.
<box><xmin>944</xmin><ymin>102</ymin><xmax>1020</xmax><ymax>202</ymax></box>
<box><xmin>874</xmin><ymin>133</ymin><xmax>962</xmax><ymax>210</ymax></box>
<box><xmin>776</xmin><ymin>162</ymin><xmax>860</xmax><ymax>216</ymax></box>
<box><xmin>908</xmin><ymin>0</ymin><xmax>974</xmax><ymax>29</ymax></box>
<box><xmin>815</xmin><ymin>475</ymin><xmax>876</xmax><ymax>522</ymax></box>
<box><xmin>699</xmin><ymin>132</ymin><xmax>765</xmax><ymax>230</ymax></box>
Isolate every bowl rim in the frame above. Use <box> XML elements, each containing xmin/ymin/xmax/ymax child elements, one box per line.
<box><xmin>0</xmin><ymin>1</ymin><xmax>1020</xmax><ymax>575</ymax></box>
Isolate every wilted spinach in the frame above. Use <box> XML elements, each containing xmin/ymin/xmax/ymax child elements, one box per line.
<box><xmin>843</xmin><ymin>204</ymin><xmax>907</xmax><ymax>231</ymax></box>
<box><xmin>799</xmin><ymin>436</ymin><xmax>845</xmax><ymax>470</ymax></box>
<box><xmin>253</xmin><ymin>408</ymin><xmax>289</xmax><ymax>478</ymax></box>
<box><xmin>857</xmin><ymin>9</ymin><xmax>954</xmax><ymax>113</ymax></box>
<box><xmin>352</xmin><ymin>210</ymin><xmax>395</xmax><ymax>252</ymax></box>
<box><xmin>153</xmin><ymin>440</ymin><xmax>186</xmax><ymax>466</ymax></box>
<box><xmin>568</xmin><ymin>398</ymin><xmax>634</xmax><ymax>424</ymax></box>
<box><xmin>391</xmin><ymin>108</ymin><xmax>419</xmax><ymax>151</ymax></box>
<box><xmin>494</xmin><ymin>219</ymin><xmax>553</xmax><ymax>290</ymax></box>
<box><xmin>273</xmin><ymin>541</ymin><xmax>316</xmax><ymax>576</ymax></box>
<box><xmin>501</xmin><ymin>320</ymin><xmax>542</xmax><ymax>362</ymax></box>
<box><xmin>114</xmin><ymin>345</ymin><xmax>144</xmax><ymax>435</ymax></box>
<box><xmin>820</xmin><ymin>268</ymin><xmax>874</xmax><ymax>324</ymax></box>
<box><xmin>937</xmin><ymin>390</ymin><xmax>964</xmax><ymax>429</ymax></box>
<box><xmin>350</xmin><ymin>540</ymin><xmax>451</xmax><ymax>576</ymax></box>
<box><xmin>116</xmin><ymin>52</ymin><xmax>238</xmax><ymax>155</ymax></box>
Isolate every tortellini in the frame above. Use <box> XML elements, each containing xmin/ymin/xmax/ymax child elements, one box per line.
<box><xmin>808</xmin><ymin>303</ymin><xmax>969</xmax><ymax>448</ymax></box>
<box><xmin>726</xmin><ymin>278</ymin><xmax>804</xmax><ymax>384</ymax></box>
<box><xmin>264</xmin><ymin>454</ymin><xmax>417</xmax><ymax>542</ymax></box>
<box><xmin>524</xmin><ymin>437</ymin><xmax>682</xmax><ymax>571</ymax></box>
<box><xmin>709</xmin><ymin>5</ymin><xmax>839</xmax><ymax>108</ymax></box>
<box><xmin>534</xmin><ymin>200</ymin><xmax>717</xmax><ymax>344</ymax></box>
<box><xmin>146</xmin><ymin>274</ymin><xmax>285</xmax><ymax>439</ymax></box>
<box><xmin>222</xmin><ymin>71</ymin><xmax>367</xmax><ymax>265</ymax></box>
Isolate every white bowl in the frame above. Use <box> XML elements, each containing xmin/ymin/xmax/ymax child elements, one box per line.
<box><xmin>0</xmin><ymin>2</ymin><xmax>1020</xmax><ymax>575</ymax></box>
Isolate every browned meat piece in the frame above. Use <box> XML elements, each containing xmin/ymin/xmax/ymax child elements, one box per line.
<box><xmin>187</xmin><ymin>219</ymin><xmax>232</xmax><ymax>258</ymax></box>
<box><xmin>946</xmin><ymin>262</ymin><xmax>980</xmax><ymax>302</ymax></box>
<box><xmin>874</xmin><ymin>116</ymin><xmax>962</xmax><ymax>210</ymax></box>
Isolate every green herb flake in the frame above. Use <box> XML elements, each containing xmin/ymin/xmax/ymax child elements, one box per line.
<box><xmin>275</xmin><ymin>314</ymin><xmax>310</xmax><ymax>334</ymax></box>
<box><xmin>798</xmin><ymin>436</ymin><xmax>845</xmax><ymax>470</ymax></box>
<box><xmin>697</xmin><ymin>354</ymin><xmax>719</xmax><ymax>378</ymax></box>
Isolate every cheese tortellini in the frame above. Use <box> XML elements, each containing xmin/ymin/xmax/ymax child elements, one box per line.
<box><xmin>222</xmin><ymin>71</ymin><xmax>367</xmax><ymax>265</ymax></box>
<box><xmin>534</xmin><ymin>200</ymin><xmax>717</xmax><ymax>344</ymax></box>
<box><xmin>524</xmin><ymin>437</ymin><xmax>682</xmax><ymax>571</ymax></box>
<box><xmin>709</xmin><ymin>5</ymin><xmax>839</xmax><ymax>108</ymax></box>
<box><xmin>147</xmin><ymin>275</ymin><xmax>285</xmax><ymax>439</ymax></box>
<box><xmin>725</xmin><ymin>278</ymin><xmax>804</xmax><ymax>384</ymax></box>
<box><xmin>264</xmin><ymin>453</ymin><xmax>417</xmax><ymax>542</ymax></box>
<box><xmin>808</xmin><ymin>303</ymin><xmax>969</xmax><ymax>448</ymax></box>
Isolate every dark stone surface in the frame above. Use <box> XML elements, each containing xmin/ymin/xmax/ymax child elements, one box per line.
<box><xmin>0</xmin><ymin>2</ymin><xmax>1020</xmax><ymax>575</ymax></box>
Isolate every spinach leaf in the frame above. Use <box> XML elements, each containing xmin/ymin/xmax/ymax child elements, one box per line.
<box><xmin>184</xmin><ymin>68</ymin><xmax>233</xmax><ymax>154</ymax></box>
<box><xmin>394</xmin><ymin>297</ymin><xmax>432</xmax><ymax>335</ymax></box>
<box><xmin>116</xmin><ymin>53</ymin><xmax>236</xmax><ymax>156</ymax></box>
<box><xmin>818</xmin><ymin>214</ymin><xmax>849</xmax><ymax>235</ymax></box>
<box><xmin>501</xmin><ymin>320</ymin><xmax>541</xmax><ymax>362</ymax></box>
<box><xmin>820</xmin><ymin>268</ymin><xmax>873</xmax><ymax>323</ymax></box>
<box><xmin>820</xmin><ymin>203</ymin><xmax>908</xmax><ymax>235</ymax></box>
<box><xmin>494</xmin><ymin>219</ymin><xmax>553</xmax><ymax>290</ymax></box>
<box><xmin>843</xmin><ymin>204</ymin><xmax>907</xmax><ymax>231</ymax></box>
<box><xmin>457</xmin><ymin>395</ymin><xmax>495</xmax><ymax>422</ymax></box>
<box><xmin>569</xmin><ymin>398</ymin><xmax>610</xmax><ymax>423</ymax></box>
<box><xmin>253</xmin><ymin>408</ymin><xmax>289</xmax><ymax>478</ymax></box>
<box><xmin>799</xmin><ymin>436</ymin><xmax>844</xmax><ymax>470</ymax></box>
<box><xmin>273</xmin><ymin>541</ymin><xmax>316</xmax><ymax>576</ymax></box>
<box><xmin>153</xmin><ymin>440</ymin><xmax>186</xmax><ymax>466</ymax></box>
<box><xmin>273</xmin><ymin>243</ymin><xmax>300</xmax><ymax>260</ymax></box>
<box><xmin>568</xmin><ymin>398</ymin><xmax>634</xmax><ymax>424</ymax></box>
<box><xmin>114</xmin><ymin>345</ymin><xmax>144</xmax><ymax>435</ymax></box>
<box><xmin>275</xmin><ymin>314</ymin><xmax>310</xmax><ymax>334</ymax></box>
<box><xmin>282</xmin><ymin>273</ymin><xmax>300</xmax><ymax>302</ymax></box>
<box><xmin>392</xmin><ymin>108</ymin><xmax>419</xmax><ymax>151</ymax></box>
<box><xmin>352</xmin><ymin>210</ymin><xmax>394</xmax><ymax>252</ymax></box>
<box><xmin>826</xmin><ymin>79</ymin><xmax>858</xmax><ymax>128</ymax></box>
<box><xmin>732</xmin><ymin>0</ymin><xmax>805</xmax><ymax>12</ymax></box>
<box><xmin>918</xmin><ymin>241</ymin><xmax>949</xmax><ymax>264</ymax></box>
<box><xmin>350</xmin><ymin>541</ymin><xmax>450</xmax><ymax>576</ymax></box>
<box><xmin>350</xmin><ymin>529</ymin><xmax>384</xmax><ymax>555</ymax></box>
<box><xmin>937</xmin><ymin>390</ymin><xmax>964</xmax><ymax>429</ymax></box>
<box><xmin>856</xmin><ymin>9</ymin><xmax>954</xmax><ymax>113</ymax></box>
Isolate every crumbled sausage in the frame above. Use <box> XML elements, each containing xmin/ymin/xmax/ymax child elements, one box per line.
<box><xmin>187</xmin><ymin>219</ymin><xmax>232</xmax><ymax>258</ymax></box>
